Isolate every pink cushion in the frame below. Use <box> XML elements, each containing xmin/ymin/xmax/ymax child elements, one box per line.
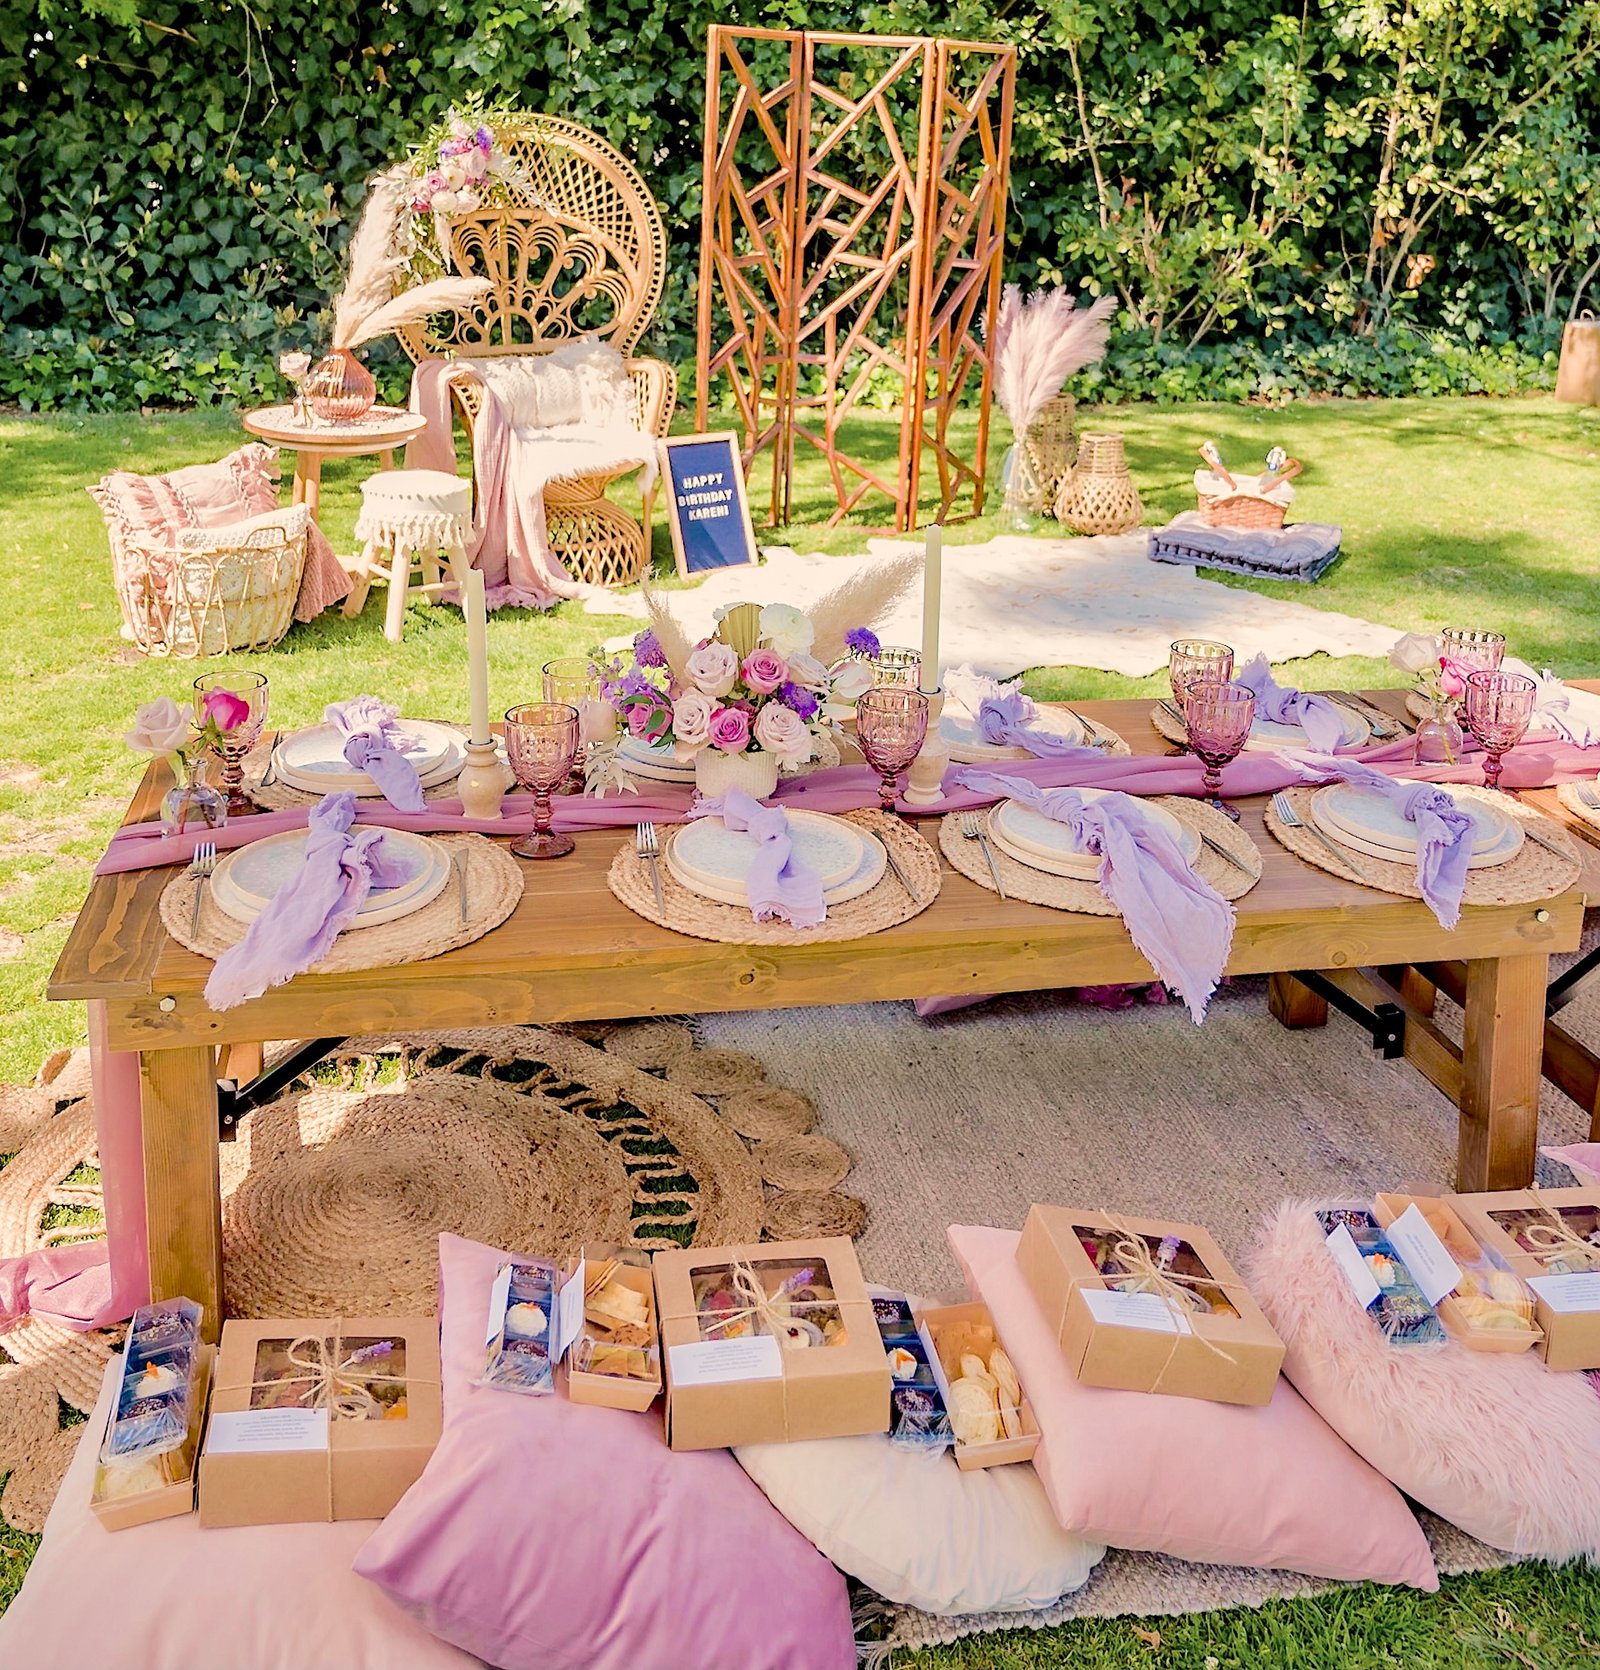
<box><xmin>950</xmin><ymin>1223</ymin><xmax>1438</xmax><ymax>1587</ymax></box>
<box><xmin>1246</xmin><ymin>1201</ymin><xmax>1600</xmax><ymax>1559</ymax></box>
<box><xmin>354</xmin><ymin>1235</ymin><xmax>855</xmax><ymax>1670</ymax></box>
<box><xmin>0</xmin><ymin>1362</ymin><xmax>476</xmax><ymax>1670</ymax></box>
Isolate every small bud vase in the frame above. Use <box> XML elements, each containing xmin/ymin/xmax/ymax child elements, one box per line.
<box><xmin>304</xmin><ymin>348</ymin><xmax>377</xmax><ymax>422</ymax></box>
<box><xmin>1413</xmin><ymin>699</ymin><xmax>1465</xmax><ymax>766</ymax></box>
<box><xmin>694</xmin><ymin>748</ymin><xmax>780</xmax><ymax>802</ymax></box>
<box><xmin>161</xmin><ymin>761</ymin><xmax>228</xmax><ymax>837</ymax></box>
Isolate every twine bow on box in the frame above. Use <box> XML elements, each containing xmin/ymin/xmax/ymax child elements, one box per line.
<box><xmin>245</xmin><ymin>1328</ymin><xmax>412</xmax><ymax>1422</ymax></box>
<box><xmin>699</xmin><ymin>1260</ymin><xmax>836</xmax><ymax>1347</ymax></box>
<box><xmin>1520</xmin><ymin>1208</ymin><xmax>1600</xmax><ymax>1274</ymax></box>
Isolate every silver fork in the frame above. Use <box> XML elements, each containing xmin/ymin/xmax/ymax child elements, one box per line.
<box><xmin>960</xmin><ymin>811</ymin><xmax>1007</xmax><ymax>899</ymax></box>
<box><xmin>1270</xmin><ymin>791</ymin><xmax>1372</xmax><ymax>885</ymax></box>
<box><xmin>635</xmin><ymin>821</ymin><xmax>665</xmax><ymax>912</ymax></box>
<box><xmin>1576</xmin><ymin>784</ymin><xmax>1600</xmax><ymax>814</ymax></box>
<box><xmin>188</xmin><ymin>840</ymin><xmax>217</xmax><ymax>936</ymax></box>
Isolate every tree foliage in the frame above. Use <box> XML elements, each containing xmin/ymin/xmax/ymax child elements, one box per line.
<box><xmin>1</xmin><ymin>0</ymin><xmax>1594</xmax><ymax>410</ymax></box>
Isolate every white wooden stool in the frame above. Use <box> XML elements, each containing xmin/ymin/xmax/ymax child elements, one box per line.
<box><xmin>344</xmin><ymin>469</ymin><xmax>474</xmax><ymax>643</ymax></box>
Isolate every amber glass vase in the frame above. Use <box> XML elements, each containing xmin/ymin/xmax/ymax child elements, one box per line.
<box><xmin>304</xmin><ymin>348</ymin><xmax>377</xmax><ymax>422</ymax></box>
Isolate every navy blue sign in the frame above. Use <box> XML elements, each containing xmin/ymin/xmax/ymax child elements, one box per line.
<box><xmin>661</xmin><ymin>433</ymin><xmax>758</xmax><ymax>579</ymax></box>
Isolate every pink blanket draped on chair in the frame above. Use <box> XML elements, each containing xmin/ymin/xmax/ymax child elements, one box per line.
<box><xmin>406</xmin><ymin>359</ymin><xmax>655</xmax><ymax>610</ymax></box>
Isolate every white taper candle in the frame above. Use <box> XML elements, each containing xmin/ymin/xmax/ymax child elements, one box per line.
<box><xmin>464</xmin><ymin>566</ymin><xmax>492</xmax><ymax>746</ymax></box>
<box><xmin>919</xmin><ymin>524</ymin><xmax>942</xmax><ymax>694</ymax></box>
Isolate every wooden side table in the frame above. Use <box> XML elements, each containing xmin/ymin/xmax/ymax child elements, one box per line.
<box><xmin>241</xmin><ymin>404</ymin><xmax>429</xmax><ymax>527</ymax></box>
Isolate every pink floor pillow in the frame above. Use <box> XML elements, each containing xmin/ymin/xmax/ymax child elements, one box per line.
<box><xmin>949</xmin><ymin>1223</ymin><xmax>1438</xmax><ymax>1588</ymax></box>
<box><xmin>0</xmin><ymin>1363</ymin><xmax>475</xmax><ymax>1670</ymax></box>
<box><xmin>1245</xmin><ymin>1200</ymin><xmax>1600</xmax><ymax>1560</ymax></box>
<box><xmin>353</xmin><ymin>1234</ymin><xmax>856</xmax><ymax>1670</ymax></box>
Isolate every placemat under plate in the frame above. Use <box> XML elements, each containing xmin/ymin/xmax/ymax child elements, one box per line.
<box><xmin>1150</xmin><ymin>696</ymin><xmax>1369</xmax><ymax>751</ymax></box>
<box><xmin>1265</xmin><ymin>784</ymin><xmax>1582</xmax><ymax>905</ymax></box>
<box><xmin>1557</xmin><ymin>780</ymin><xmax>1600</xmax><ymax>837</ymax></box>
<box><xmin>158</xmin><ymin>834</ymin><xmax>522</xmax><ymax>971</ymax></box>
<box><xmin>937</xmin><ymin>797</ymin><xmax>1261</xmax><ymax>915</ymax></box>
<box><xmin>607</xmin><ymin>808</ymin><xmax>939</xmax><ymax>944</ymax></box>
<box><xmin>242</xmin><ymin>724</ymin><xmax>479</xmax><ymax>810</ymax></box>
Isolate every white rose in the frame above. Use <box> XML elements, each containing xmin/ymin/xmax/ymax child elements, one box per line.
<box><xmin>1389</xmin><ymin>631</ymin><xmax>1442</xmax><ymax>675</ymax></box>
<box><xmin>577</xmin><ymin>697</ymin><xmax>617</xmax><ymax>746</ymax></box>
<box><xmin>830</xmin><ymin>661</ymin><xmax>874</xmax><ymax>701</ymax></box>
<box><xmin>430</xmin><ymin>189</ymin><xmax>461</xmax><ymax>215</ymax></box>
<box><xmin>125</xmin><ymin>696</ymin><xmax>191</xmax><ymax>757</ymax></box>
<box><xmin>685</xmin><ymin>642</ymin><xmax>739</xmax><ymax>698</ymax></box>
<box><xmin>671</xmin><ymin>690</ymin><xmax>715</xmax><ymax>759</ymax></box>
<box><xmin>277</xmin><ymin>350</ymin><xmax>311</xmax><ymax>382</ymax></box>
<box><xmin>759</xmin><ymin>602</ymin><xmax>815</xmax><ymax>657</ymax></box>
<box><xmin>784</xmin><ymin>651</ymin><xmax>830</xmax><ymax>689</ymax></box>
<box><xmin>754</xmin><ymin>702</ymin><xmax>813</xmax><ymax>764</ymax></box>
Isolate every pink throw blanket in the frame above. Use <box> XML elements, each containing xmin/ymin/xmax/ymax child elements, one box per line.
<box><xmin>406</xmin><ymin>359</ymin><xmax>655</xmax><ymax>610</ymax></box>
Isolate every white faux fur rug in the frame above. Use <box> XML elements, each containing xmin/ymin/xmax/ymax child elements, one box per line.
<box><xmin>595</xmin><ymin>535</ymin><xmax>1399</xmax><ymax>678</ymax></box>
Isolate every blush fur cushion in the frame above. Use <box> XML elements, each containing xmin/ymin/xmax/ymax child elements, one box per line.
<box><xmin>1245</xmin><ymin>1200</ymin><xmax>1600</xmax><ymax>1559</ymax></box>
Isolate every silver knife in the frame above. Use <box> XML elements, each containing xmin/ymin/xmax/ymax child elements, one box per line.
<box><xmin>1158</xmin><ymin>698</ymin><xmax>1187</xmax><ymax>728</ymax></box>
<box><xmin>260</xmin><ymin>731</ymin><xmax>282</xmax><ymax>786</ymax></box>
<box><xmin>1199</xmin><ymin>830</ymin><xmax>1255</xmax><ymax>877</ymax></box>
<box><xmin>453</xmin><ymin>851</ymin><xmax>468</xmax><ymax>924</ymax></box>
<box><xmin>881</xmin><ymin>840</ymin><xmax>917</xmax><ymax>901</ymax></box>
<box><xmin>976</xmin><ymin>827</ymin><xmax>1008</xmax><ymax>900</ymax></box>
<box><xmin>1520</xmin><ymin>821</ymin><xmax>1571</xmax><ymax>860</ymax></box>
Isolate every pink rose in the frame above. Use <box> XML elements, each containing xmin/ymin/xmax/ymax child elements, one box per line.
<box><xmin>671</xmin><ymin>690</ymin><xmax>714</xmax><ymax>758</ymax></box>
<box><xmin>741</xmin><ymin>648</ymin><xmax>787</xmax><ymax>694</ymax></box>
<box><xmin>707</xmin><ymin>706</ymin><xmax>751</xmax><ymax>754</ymax></box>
<box><xmin>201</xmin><ymin>687</ymin><xmax>251</xmax><ymax>732</ymax></box>
<box><xmin>754</xmin><ymin>702</ymin><xmax>812</xmax><ymax>764</ymax></box>
<box><xmin>627</xmin><ymin>702</ymin><xmax>671</xmax><ymax>744</ymax></box>
<box><xmin>685</xmin><ymin>642</ymin><xmax>739</xmax><ymax>698</ymax></box>
<box><xmin>1438</xmin><ymin>657</ymin><xmax>1467</xmax><ymax>699</ymax></box>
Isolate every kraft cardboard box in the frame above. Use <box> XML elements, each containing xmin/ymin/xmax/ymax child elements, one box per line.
<box><xmin>655</xmin><ymin>1236</ymin><xmax>890</xmax><ymax>1451</ymax></box>
<box><xmin>566</xmin><ymin>1250</ymin><xmax>662</xmax><ymax>1413</ymax></box>
<box><xmin>199</xmin><ymin>1317</ymin><xmax>441</xmax><ymax>1528</ymax></box>
<box><xmin>91</xmin><ymin>1344</ymin><xmax>214</xmax><ymax>1532</ymax></box>
<box><xmin>1447</xmin><ymin>1188</ymin><xmax>1600</xmax><ymax>1372</ymax></box>
<box><xmin>1018</xmin><ymin>1205</ymin><xmax>1284</xmax><ymax>1406</ymax></box>
<box><xmin>916</xmin><ymin>1300</ymin><xmax>1039</xmax><ymax>1471</ymax></box>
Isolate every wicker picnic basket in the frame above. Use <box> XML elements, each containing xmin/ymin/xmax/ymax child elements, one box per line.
<box><xmin>1196</xmin><ymin>459</ymin><xmax>1301</xmax><ymax>529</ymax></box>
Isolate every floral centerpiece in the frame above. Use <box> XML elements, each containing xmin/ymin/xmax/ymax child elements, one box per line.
<box><xmin>1388</xmin><ymin>632</ymin><xmax>1467</xmax><ymax>763</ymax></box>
<box><xmin>126</xmin><ymin>692</ymin><xmax>249</xmax><ymax>834</ymax></box>
<box><xmin>402</xmin><ymin>105</ymin><xmax>534</xmax><ymax>218</ymax></box>
<box><xmin>593</xmin><ymin>601</ymin><xmax>877</xmax><ymax>800</ymax></box>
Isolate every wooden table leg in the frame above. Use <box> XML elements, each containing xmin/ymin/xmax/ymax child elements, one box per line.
<box><xmin>1457</xmin><ymin>953</ymin><xmax>1547</xmax><ymax>1191</ymax></box>
<box><xmin>139</xmin><ymin>1046</ymin><xmax>223</xmax><ymax>1341</ymax></box>
<box><xmin>293</xmin><ymin>453</ymin><xmax>324</xmax><ymax>524</ymax></box>
<box><xmin>1268</xmin><ymin>971</ymin><xmax>1328</xmax><ymax>1029</ymax></box>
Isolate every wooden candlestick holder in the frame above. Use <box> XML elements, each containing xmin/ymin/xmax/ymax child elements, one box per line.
<box><xmin>903</xmin><ymin>687</ymin><xmax>949</xmax><ymax>807</ymax></box>
<box><xmin>456</xmin><ymin>738</ymin><xmax>509</xmax><ymax>820</ymax></box>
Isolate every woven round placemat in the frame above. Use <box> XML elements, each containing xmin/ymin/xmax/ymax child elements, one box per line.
<box><xmin>1265</xmin><ymin>784</ymin><xmax>1583</xmax><ymax>903</ymax></box>
<box><xmin>1150</xmin><ymin>697</ymin><xmax>1370</xmax><ymax>750</ymax></box>
<box><xmin>1557</xmin><ymin>780</ymin><xmax>1600</xmax><ymax>836</ymax></box>
<box><xmin>158</xmin><ymin>834</ymin><xmax>521</xmax><ymax>972</ymax></box>
<box><xmin>765</xmin><ymin>1190</ymin><xmax>868</xmax><ymax>1240</ymax></box>
<box><xmin>938</xmin><ymin>798</ymin><xmax>1261</xmax><ymax>914</ymax></box>
<box><xmin>242</xmin><ymin>724</ymin><xmax>475</xmax><ymax>810</ymax></box>
<box><xmin>607</xmin><ymin>809</ymin><xmax>941</xmax><ymax>944</ymax></box>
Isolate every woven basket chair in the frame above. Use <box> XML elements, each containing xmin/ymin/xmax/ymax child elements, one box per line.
<box><xmin>394</xmin><ymin>114</ymin><xmax>676</xmax><ymax>589</ymax></box>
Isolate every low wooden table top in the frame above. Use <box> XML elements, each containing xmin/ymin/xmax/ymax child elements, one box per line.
<box><xmin>52</xmin><ymin>689</ymin><xmax>1599</xmax><ymax>1054</ymax></box>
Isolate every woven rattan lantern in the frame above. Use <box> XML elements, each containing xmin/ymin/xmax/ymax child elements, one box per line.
<box><xmin>1024</xmin><ymin>394</ymin><xmax>1077</xmax><ymax>513</ymax></box>
<box><xmin>1055</xmin><ymin>432</ymin><xmax>1144</xmax><ymax>535</ymax></box>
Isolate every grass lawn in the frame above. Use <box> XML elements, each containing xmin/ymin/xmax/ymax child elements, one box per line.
<box><xmin>1</xmin><ymin>393</ymin><xmax>1599</xmax><ymax>1656</ymax></box>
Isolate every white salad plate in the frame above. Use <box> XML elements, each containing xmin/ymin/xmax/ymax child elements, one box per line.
<box><xmin>989</xmin><ymin>790</ymin><xmax>1201</xmax><ymax>881</ymax></box>
<box><xmin>941</xmin><ymin>703</ymin><xmax>1087</xmax><ymax>764</ymax></box>
<box><xmin>274</xmin><ymin>719</ymin><xmax>462</xmax><ymax>796</ymax></box>
<box><xmin>208</xmin><ymin>828</ymin><xmax>451</xmax><ymax>928</ymax></box>
<box><xmin>1310</xmin><ymin>782</ymin><xmax>1523</xmax><ymax>870</ymax></box>
<box><xmin>1243</xmin><ymin>705</ymin><xmax>1369</xmax><ymax>753</ymax></box>
<box><xmin>671</xmin><ymin>809</ymin><xmax>866</xmax><ymax>898</ymax></box>
<box><xmin>666</xmin><ymin>826</ymin><xmax>887</xmax><ymax>908</ymax></box>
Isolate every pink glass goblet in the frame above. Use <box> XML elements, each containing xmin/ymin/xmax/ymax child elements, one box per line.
<box><xmin>1440</xmin><ymin>629</ymin><xmax>1506</xmax><ymax>678</ymax></box>
<box><xmin>193</xmin><ymin>670</ymin><xmax>268</xmax><ymax>816</ymax></box>
<box><xmin>542</xmin><ymin>656</ymin><xmax>600</xmax><ymax>793</ymax></box>
<box><xmin>1182</xmin><ymin>679</ymin><xmax>1256</xmax><ymax>822</ymax></box>
<box><xmin>1169</xmin><ymin>639</ymin><xmax>1234</xmax><ymax>705</ymax></box>
<box><xmin>1464</xmin><ymin>669</ymin><xmax>1535</xmax><ymax>793</ymax></box>
<box><xmin>504</xmin><ymin>702</ymin><xmax>581</xmax><ymax>858</ymax></box>
<box><xmin>856</xmin><ymin>646</ymin><xmax>923</xmax><ymax>688</ymax></box>
<box><xmin>856</xmin><ymin>686</ymin><xmax>929</xmax><ymax>812</ymax></box>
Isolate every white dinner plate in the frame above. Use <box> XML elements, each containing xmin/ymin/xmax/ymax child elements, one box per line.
<box><xmin>274</xmin><ymin>719</ymin><xmax>458</xmax><ymax>794</ymax></box>
<box><xmin>209</xmin><ymin>829</ymin><xmax>451</xmax><ymax>928</ymax></box>
<box><xmin>666</xmin><ymin>826</ymin><xmax>887</xmax><ymax>908</ymax></box>
<box><xmin>617</xmin><ymin>738</ymin><xmax>695</xmax><ymax>782</ymax></box>
<box><xmin>989</xmin><ymin>792</ymin><xmax>1202</xmax><ymax>881</ymax></box>
<box><xmin>1310</xmin><ymin>783</ymin><xmax>1523</xmax><ymax>870</ymax></box>
<box><xmin>671</xmin><ymin>809</ymin><xmax>865</xmax><ymax>897</ymax></box>
<box><xmin>941</xmin><ymin>703</ymin><xmax>1087</xmax><ymax>763</ymax></box>
<box><xmin>1243</xmin><ymin>704</ymin><xmax>1369</xmax><ymax>752</ymax></box>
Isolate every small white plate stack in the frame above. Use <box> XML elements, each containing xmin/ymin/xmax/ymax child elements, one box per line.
<box><xmin>984</xmin><ymin>788</ymin><xmax>1200</xmax><ymax>880</ymax></box>
<box><xmin>666</xmin><ymin>810</ymin><xmax>886</xmax><ymax>907</ymax></box>
<box><xmin>1307</xmin><ymin>781</ymin><xmax>1523</xmax><ymax>869</ymax></box>
<box><xmin>207</xmin><ymin>828</ymin><xmax>452</xmax><ymax>928</ymax></box>
<box><xmin>940</xmin><ymin>705</ymin><xmax>1091</xmax><ymax>763</ymax></box>
<box><xmin>269</xmin><ymin>720</ymin><xmax>466</xmax><ymax>796</ymax></box>
<box><xmin>1244</xmin><ymin>706</ymin><xmax>1370</xmax><ymax>753</ymax></box>
<box><xmin>615</xmin><ymin>736</ymin><xmax>696</xmax><ymax>785</ymax></box>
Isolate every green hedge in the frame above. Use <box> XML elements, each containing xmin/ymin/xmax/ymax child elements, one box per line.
<box><xmin>3</xmin><ymin>0</ymin><xmax>1596</xmax><ymax>411</ymax></box>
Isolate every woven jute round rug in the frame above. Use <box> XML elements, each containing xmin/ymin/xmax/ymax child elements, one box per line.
<box><xmin>1265</xmin><ymin>783</ymin><xmax>1582</xmax><ymax>902</ymax></box>
<box><xmin>159</xmin><ymin>834</ymin><xmax>522</xmax><ymax>971</ymax></box>
<box><xmin>1150</xmin><ymin>696</ymin><xmax>1371</xmax><ymax>750</ymax></box>
<box><xmin>607</xmin><ymin>808</ymin><xmax>941</xmax><ymax>944</ymax></box>
<box><xmin>938</xmin><ymin>798</ymin><xmax>1261</xmax><ymax>914</ymax></box>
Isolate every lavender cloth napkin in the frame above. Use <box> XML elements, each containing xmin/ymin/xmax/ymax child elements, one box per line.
<box><xmin>204</xmin><ymin>792</ymin><xmax>414</xmax><ymax>1010</ymax></box>
<box><xmin>1288</xmin><ymin>757</ymin><xmax>1476</xmax><ymax>928</ymax></box>
<box><xmin>696</xmin><ymin>786</ymin><xmax>826</xmax><ymax>929</ymax></box>
<box><xmin>976</xmin><ymin>687</ymin><xmax>1103</xmax><ymax>758</ymax></box>
<box><xmin>958</xmin><ymin>769</ymin><xmax>1234</xmax><ymax>1022</ymax></box>
<box><xmin>325</xmin><ymin>696</ymin><xmax>427</xmax><ymax>812</ymax></box>
<box><xmin>1236</xmin><ymin>653</ymin><xmax>1348</xmax><ymax>754</ymax></box>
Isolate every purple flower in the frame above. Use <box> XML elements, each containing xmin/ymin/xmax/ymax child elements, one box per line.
<box><xmin>613</xmin><ymin>669</ymin><xmax>655</xmax><ymax>702</ymax></box>
<box><xmin>845</xmin><ymin>627</ymin><xmax>881</xmax><ymax>658</ymax></box>
<box><xmin>348</xmin><ymin>1340</ymin><xmax>394</xmax><ymax>1364</ymax></box>
<box><xmin>475</xmin><ymin>126</ymin><xmax>494</xmax><ymax>152</ymax></box>
<box><xmin>778</xmin><ymin>681</ymin><xmax>819</xmax><ymax>720</ymax></box>
<box><xmin>634</xmin><ymin>629</ymin><xmax>667</xmax><ymax>669</ymax></box>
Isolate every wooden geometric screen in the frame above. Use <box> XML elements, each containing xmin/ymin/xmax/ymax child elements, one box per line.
<box><xmin>696</xmin><ymin>29</ymin><xmax>1016</xmax><ymax>532</ymax></box>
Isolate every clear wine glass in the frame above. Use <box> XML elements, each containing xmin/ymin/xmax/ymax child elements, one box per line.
<box><xmin>856</xmin><ymin>646</ymin><xmax>922</xmax><ymax>688</ymax></box>
<box><xmin>855</xmin><ymin>687</ymin><xmax>929</xmax><ymax>812</ymax></box>
<box><xmin>1168</xmin><ymin>640</ymin><xmax>1234</xmax><ymax>704</ymax></box>
<box><xmin>504</xmin><ymin>702</ymin><xmax>581</xmax><ymax>858</ymax></box>
<box><xmin>1182</xmin><ymin>679</ymin><xmax>1256</xmax><ymax>822</ymax></box>
<box><xmin>542</xmin><ymin>657</ymin><xmax>600</xmax><ymax>792</ymax></box>
<box><xmin>1464</xmin><ymin>670</ymin><xmax>1536</xmax><ymax>793</ymax></box>
<box><xmin>193</xmin><ymin>671</ymin><xmax>268</xmax><ymax>816</ymax></box>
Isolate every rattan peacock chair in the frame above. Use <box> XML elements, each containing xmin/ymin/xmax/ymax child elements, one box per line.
<box><xmin>394</xmin><ymin>114</ymin><xmax>676</xmax><ymax>589</ymax></box>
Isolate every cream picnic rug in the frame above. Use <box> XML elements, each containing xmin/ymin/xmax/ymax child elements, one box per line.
<box><xmin>598</xmin><ymin>535</ymin><xmax>1398</xmax><ymax>680</ymax></box>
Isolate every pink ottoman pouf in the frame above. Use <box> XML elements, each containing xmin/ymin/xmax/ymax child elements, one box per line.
<box><xmin>353</xmin><ymin>1233</ymin><xmax>856</xmax><ymax>1670</ymax></box>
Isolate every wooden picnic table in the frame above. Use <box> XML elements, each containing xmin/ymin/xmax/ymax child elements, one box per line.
<box><xmin>49</xmin><ymin>688</ymin><xmax>1600</xmax><ymax>1338</ymax></box>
